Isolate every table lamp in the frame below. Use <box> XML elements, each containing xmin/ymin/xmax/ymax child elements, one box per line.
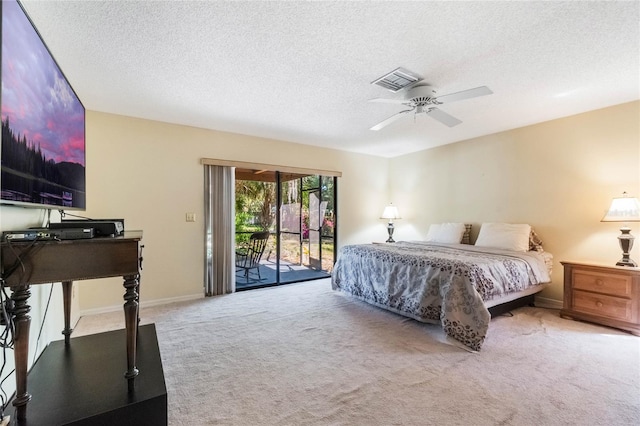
<box><xmin>381</xmin><ymin>204</ymin><xmax>401</xmax><ymax>243</ymax></box>
<box><xmin>601</xmin><ymin>192</ymin><xmax>640</xmax><ymax>267</ymax></box>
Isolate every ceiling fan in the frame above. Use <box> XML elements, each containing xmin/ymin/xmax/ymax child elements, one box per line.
<box><xmin>369</xmin><ymin>84</ymin><xmax>493</xmax><ymax>131</ymax></box>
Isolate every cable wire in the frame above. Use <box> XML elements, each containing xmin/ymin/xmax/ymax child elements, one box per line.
<box><xmin>0</xmin><ymin>280</ymin><xmax>14</xmax><ymax>417</ymax></box>
<box><xmin>58</xmin><ymin>209</ymin><xmax>93</xmax><ymax>221</ymax></box>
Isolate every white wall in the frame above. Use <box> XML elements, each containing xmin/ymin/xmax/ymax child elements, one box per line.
<box><xmin>388</xmin><ymin>101</ymin><xmax>640</xmax><ymax>303</ymax></box>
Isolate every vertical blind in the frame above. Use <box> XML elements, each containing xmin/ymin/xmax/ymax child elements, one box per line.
<box><xmin>204</xmin><ymin>165</ymin><xmax>236</xmax><ymax>296</ymax></box>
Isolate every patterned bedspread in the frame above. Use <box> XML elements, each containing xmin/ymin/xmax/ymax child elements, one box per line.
<box><xmin>331</xmin><ymin>242</ymin><xmax>551</xmax><ymax>351</ymax></box>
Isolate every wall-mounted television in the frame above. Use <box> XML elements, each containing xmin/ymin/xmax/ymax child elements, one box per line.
<box><xmin>1</xmin><ymin>0</ymin><xmax>86</xmax><ymax>210</ymax></box>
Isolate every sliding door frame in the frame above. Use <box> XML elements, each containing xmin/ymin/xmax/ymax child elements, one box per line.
<box><xmin>204</xmin><ymin>158</ymin><xmax>341</xmax><ymax>289</ymax></box>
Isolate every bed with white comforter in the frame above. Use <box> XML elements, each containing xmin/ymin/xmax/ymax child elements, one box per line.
<box><xmin>331</xmin><ymin>241</ymin><xmax>551</xmax><ymax>351</ymax></box>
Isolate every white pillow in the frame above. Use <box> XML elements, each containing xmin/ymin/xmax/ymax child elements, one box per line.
<box><xmin>425</xmin><ymin>223</ymin><xmax>466</xmax><ymax>244</ymax></box>
<box><xmin>475</xmin><ymin>223</ymin><xmax>531</xmax><ymax>252</ymax></box>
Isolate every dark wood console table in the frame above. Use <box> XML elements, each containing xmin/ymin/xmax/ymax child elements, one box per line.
<box><xmin>0</xmin><ymin>231</ymin><xmax>143</xmax><ymax>424</ymax></box>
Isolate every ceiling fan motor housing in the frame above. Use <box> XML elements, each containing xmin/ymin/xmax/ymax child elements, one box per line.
<box><xmin>404</xmin><ymin>85</ymin><xmax>438</xmax><ymax>105</ymax></box>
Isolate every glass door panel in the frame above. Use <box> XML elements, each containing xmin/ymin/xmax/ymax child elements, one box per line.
<box><xmin>307</xmin><ymin>189</ymin><xmax>323</xmax><ymax>270</ymax></box>
<box><xmin>321</xmin><ymin>176</ymin><xmax>336</xmax><ymax>273</ymax></box>
<box><xmin>234</xmin><ymin>173</ymin><xmax>276</xmax><ymax>289</ymax></box>
<box><xmin>279</xmin><ymin>176</ymin><xmax>303</xmax><ymax>284</ymax></box>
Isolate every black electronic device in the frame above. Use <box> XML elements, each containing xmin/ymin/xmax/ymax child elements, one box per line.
<box><xmin>51</xmin><ymin>219</ymin><xmax>124</xmax><ymax>237</ymax></box>
<box><xmin>2</xmin><ymin>227</ymin><xmax>94</xmax><ymax>241</ymax></box>
<box><xmin>2</xmin><ymin>230</ymin><xmax>44</xmax><ymax>242</ymax></box>
<box><xmin>50</xmin><ymin>227</ymin><xmax>95</xmax><ymax>240</ymax></box>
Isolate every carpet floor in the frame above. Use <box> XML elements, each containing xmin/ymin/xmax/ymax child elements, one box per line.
<box><xmin>73</xmin><ymin>279</ymin><xmax>640</xmax><ymax>426</ymax></box>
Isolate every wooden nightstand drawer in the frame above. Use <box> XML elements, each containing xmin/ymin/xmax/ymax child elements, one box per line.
<box><xmin>572</xmin><ymin>290</ymin><xmax>633</xmax><ymax>321</ymax></box>
<box><xmin>572</xmin><ymin>269</ymin><xmax>632</xmax><ymax>298</ymax></box>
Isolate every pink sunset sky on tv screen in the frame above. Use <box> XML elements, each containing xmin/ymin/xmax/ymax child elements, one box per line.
<box><xmin>2</xmin><ymin>0</ymin><xmax>84</xmax><ymax>165</ymax></box>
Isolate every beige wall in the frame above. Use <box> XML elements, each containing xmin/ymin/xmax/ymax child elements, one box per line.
<box><xmin>388</xmin><ymin>101</ymin><xmax>640</xmax><ymax>302</ymax></box>
<box><xmin>78</xmin><ymin>111</ymin><xmax>389</xmax><ymax>312</ymax></box>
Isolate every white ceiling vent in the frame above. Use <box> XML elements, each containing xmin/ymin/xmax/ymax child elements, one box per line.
<box><xmin>371</xmin><ymin>67</ymin><xmax>422</xmax><ymax>92</ymax></box>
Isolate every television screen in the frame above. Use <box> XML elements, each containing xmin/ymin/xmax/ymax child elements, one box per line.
<box><xmin>1</xmin><ymin>0</ymin><xmax>86</xmax><ymax>210</ymax></box>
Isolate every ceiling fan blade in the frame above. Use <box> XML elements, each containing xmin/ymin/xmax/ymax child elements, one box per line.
<box><xmin>425</xmin><ymin>108</ymin><xmax>462</xmax><ymax>127</ymax></box>
<box><xmin>368</xmin><ymin>97</ymin><xmax>407</xmax><ymax>104</ymax></box>
<box><xmin>434</xmin><ymin>86</ymin><xmax>493</xmax><ymax>104</ymax></box>
<box><xmin>370</xmin><ymin>109</ymin><xmax>413</xmax><ymax>131</ymax></box>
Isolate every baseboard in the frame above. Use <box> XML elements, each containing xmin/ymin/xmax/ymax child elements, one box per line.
<box><xmin>534</xmin><ymin>296</ymin><xmax>563</xmax><ymax>310</ymax></box>
<box><xmin>79</xmin><ymin>292</ymin><xmax>204</xmax><ymax>317</ymax></box>
<box><xmin>141</xmin><ymin>293</ymin><xmax>204</xmax><ymax>309</ymax></box>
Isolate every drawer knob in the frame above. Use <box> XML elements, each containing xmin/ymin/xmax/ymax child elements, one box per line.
<box><xmin>595</xmin><ymin>279</ymin><xmax>604</xmax><ymax>286</ymax></box>
<box><xmin>596</xmin><ymin>301</ymin><xmax>603</xmax><ymax>308</ymax></box>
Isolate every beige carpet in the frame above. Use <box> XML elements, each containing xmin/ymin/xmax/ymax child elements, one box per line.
<box><xmin>74</xmin><ymin>279</ymin><xmax>640</xmax><ymax>426</ymax></box>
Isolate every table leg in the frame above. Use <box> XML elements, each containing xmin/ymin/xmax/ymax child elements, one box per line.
<box><xmin>123</xmin><ymin>274</ymin><xmax>139</xmax><ymax>392</ymax></box>
<box><xmin>11</xmin><ymin>285</ymin><xmax>32</xmax><ymax>423</ymax></box>
<box><xmin>62</xmin><ymin>281</ymin><xmax>73</xmax><ymax>346</ymax></box>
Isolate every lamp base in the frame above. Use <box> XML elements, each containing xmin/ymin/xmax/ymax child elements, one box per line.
<box><xmin>386</xmin><ymin>222</ymin><xmax>395</xmax><ymax>243</ymax></box>
<box><xmin>616</xmin><ymin>259</ymin><xmax>638</xmax><ymax>267</ymax></box>
<box><xmin>616</xmin><ymin>227</ymin><xmax>637</xmax><ymax>267</ymax></box>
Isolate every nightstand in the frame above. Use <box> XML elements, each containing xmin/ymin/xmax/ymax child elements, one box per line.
<box><xmin>560</xmin><ymin>261</ymin><xmax>640</xmax><ymax>335</ymax></box>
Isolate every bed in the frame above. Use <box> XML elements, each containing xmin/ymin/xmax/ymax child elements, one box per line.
<box><xmin>331</xmin><ymin>223</ymin><xmax>552</xmax><ymax>351</ymax></box>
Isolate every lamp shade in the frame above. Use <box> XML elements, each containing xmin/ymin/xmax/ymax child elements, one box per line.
<box><xmin>601</xmin><ymin>193</ymin><xmax>640</xmax><ymax>222</ymax></box>
<box><xmin>381</xmin><ymin>204</ymin><xmax>401</xmax><ymax>220</ymax></box>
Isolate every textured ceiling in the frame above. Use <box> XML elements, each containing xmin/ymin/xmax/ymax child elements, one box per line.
<box><xmin>20</xmin><ymin>0</ymin><xmax>640</xmax><ymax>158</ymax></box>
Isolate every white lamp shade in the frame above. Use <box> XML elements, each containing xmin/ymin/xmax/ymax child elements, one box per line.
<box><xmin>381</xmin><ymin>205</ymin><xmax>401</xmax><ymax>220</ymax></box>
<box><xmin>602</xmin><ymin>194</ymin><xmax>640</xmax><ymax>222</ymax></box>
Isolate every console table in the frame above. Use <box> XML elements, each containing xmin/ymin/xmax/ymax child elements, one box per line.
<box><xmin>0</xmin><ymin>231</ymin><xmax>143</xmax><ymax>424</ymax></box>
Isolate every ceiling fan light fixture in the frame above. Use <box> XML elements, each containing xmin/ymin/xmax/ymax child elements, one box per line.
<box><xmin>371</xmin><ymin>67</ymin><xmax>422</xmax><ymax>92</ymax></box>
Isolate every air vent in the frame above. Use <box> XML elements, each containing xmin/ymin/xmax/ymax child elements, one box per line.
<box><xmin>371</xmin><ymin>67</ymin><xmax>422</xmax><ymax>92</ymax></box>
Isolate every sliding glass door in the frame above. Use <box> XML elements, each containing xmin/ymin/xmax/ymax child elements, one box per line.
<box><xmin>235</xmin><ymin>169</ymin><xmax>336</xmax><ymax>290</ymax></box>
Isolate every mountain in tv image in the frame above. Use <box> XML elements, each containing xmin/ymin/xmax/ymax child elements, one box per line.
<box><xmin>1</xmin><ymin>117</ymin><xmax>85</xmax><ymax>207</ymax></box>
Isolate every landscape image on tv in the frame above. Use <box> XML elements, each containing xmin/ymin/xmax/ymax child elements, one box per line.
<box><xmin>1</xmin><ymin>0</ymin><xmax>86</xmax><ymax>210</ymax></box>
